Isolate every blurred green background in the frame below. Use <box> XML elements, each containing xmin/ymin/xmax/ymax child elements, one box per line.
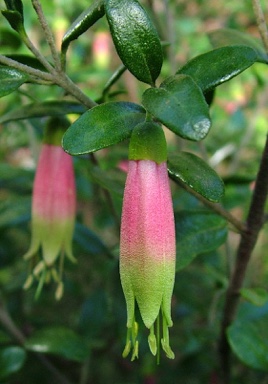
<box><xmin>0</xmin><ymin>0</ymin><xmax>268</xmax><ymax>383</ymax></box>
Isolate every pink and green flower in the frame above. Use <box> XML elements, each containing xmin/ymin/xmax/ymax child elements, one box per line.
<box><xmin>23</xmin><ymin>118</ymin><xmax>76</xmax><ymax>299</ymax></box>
<box><xmin>120</xmin><ymin>122</ymin><xmax>176</xmax><ymax>360</ymax></box>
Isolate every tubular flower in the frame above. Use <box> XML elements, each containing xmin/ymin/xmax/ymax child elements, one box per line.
<box><xmin>120</xmin><ymin>122</ymin><xmax>176</xmax><ymax>360</ymax></box>
<box><xmin>23</xmin><ymin>118</ymin><xmax>76</xmax><ymax>299</ymax></box>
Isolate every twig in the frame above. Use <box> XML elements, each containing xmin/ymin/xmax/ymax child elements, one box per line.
<box><xmin>218</xmin><ymin>133</ymin><xmax>268</xmax><ymax>384</ymax></box>
<box><xmin>0</xmin><ymin>54</ymin><xmax>54</xmax><ymax>82</ymax></box>
<box><xmin>31</xmin><ymin>0</ymin><xmax>62</xmax><ymax>71</ymax></box>
<box><xmin>169</xmin><ymin>174</ymin><xmax>246</xmax><ymax>233</ymax></box>
<box><xmin>55</xmin><ymin>72</ymin><xmax>97</xmax><ymax>109</ymax></box>
<box><xmin>100</xmin><ymin>64</ymin><xmax>126</xmax><ymax>102</ymax></box>
<box><xmin>252</xmin><ymin>0</ymin><xmax>268</xmax><ymax>53</ymax></box>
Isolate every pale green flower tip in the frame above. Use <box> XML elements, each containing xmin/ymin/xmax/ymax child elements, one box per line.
<box><xmin>122</xmin><ymin>340</ymin><xmax>132</xmax><ymax>358</ymax></box>
<box><xmin>148</xmin><ymin>333</ymin><xmax>157</xmax><ymax>356</ymax></box>
<box><xmin>161</xmin><ymin>339</ymin><xmax>175</xmax><ymax>359</ymax></box>
<box><xmin>33</xmin><ymin>260</ymin><xmax>46</xmax><ymax>277</ymax></box>
<box><xmin>132</xmin><ymin>321</ymin><xmax>139</xmax><ymax>339</ymax></box>
<box><xmin>23</xmin><ymin>274</ymin><xmax>34</xmax><ymax>290</ymax></box>
<box><xmin>23</xmin><ymin>244</ymin><xmax>38</xmax><ymax>261</ymax></box>
<box><xmin>65</xmin><ymin>243</ymin><xmax>77</xmax><ymax>263</ymax></box>
<box><xmin>131</xmin><ymin>341</ymin><xmax>139</xmax><ymax>361</ymax></box>
<box><xmin>55</xmin><ymin>282</ymin><xmax>64</xmax><ymax>301</ymax></box>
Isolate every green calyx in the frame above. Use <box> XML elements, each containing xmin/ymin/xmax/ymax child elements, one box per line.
<box><xmin>43</xmin><ymin>116</ymin><xmax>70</xmax><ymax>146</ymax></box>
<box><xmin>128</xmin><ymin>122</ymin><xmax>167</xmax><ymax>164</ymax></box>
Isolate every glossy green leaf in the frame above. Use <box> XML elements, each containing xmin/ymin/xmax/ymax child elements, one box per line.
<box><xmin>177</xmin><ymin>46</ymin><xmax>258</xmax><ymax>93</ymax></box>
<box><xmin>62</xmin><ymin>0</ymin><xmax>105</xmax><ymax>53</ymax></box>
<box><xmin>0</xmin><ymin>346</ymin><xmax>26</xmax><ymax>380</ymax></box>
<box><xmin>0</xmin><ymin>100</ymin><xmax>86</xmax><ymax>124</ymax></box>
<box><xmin>228</xmin><ymin>315</ymin><xmax>268</xmax><ymax>371</ymax></box>
<box><xmin>175</xmin><ymin>210</ymin><xmax>227</xmax><ymax>270</ymax></box>
<box><xmin>208</xmin><ymin>28</ymin><xmax>268</xmax><ymax>64</ymax></box>
<box><xmin>62</xmin><ymin>101</ymin><xmax>146</xmax><ymax>155</ymax></box>
<box><xmin>1</xmin><ymin>9</ymin><xmax>25</xmax><ymax>35</ymax></box>
<box><xmin>240</xmin><ymin>287</ymin><xmax>268</xmax><ymax>307</ymax></box>
<box><xmin>105</xmin><ymin>0</ymin><xmax>163</xmax><ymax>85</ymax></box>
<box><xmin>4</xmin><ymin>0</ymin><xmax>23</xmax><ymax>15</ymax></box>
<box><xmin>0</xmin><ymin>66</ymin><xmax>28</xmax><ymax>97</ymax></box>
<box><xmin>25</xmin><ymin>327</ymin><xmax>89</xmax><ymax>362</ymax></box>
<box><xmin>142</xmin><ymin>74</ymin><xmax>211</xmax><ymax>141</ymax></box>
<box><xmin>168</xmin><ymin>152</ymin><xmax>224</xmax><ymax>202</ymax></box>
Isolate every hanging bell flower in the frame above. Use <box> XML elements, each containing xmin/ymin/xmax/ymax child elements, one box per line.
<box><xmin>23</xmin><ymin>117</ymin><xmax>76</xmax><ymax>300</ymax></box>
<box><xmin>120</xmin><ymin>122</ymin><xmax>176</xmax><ymax>361</ymax></box>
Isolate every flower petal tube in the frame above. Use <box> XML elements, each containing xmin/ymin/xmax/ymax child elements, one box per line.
<box><xmin>23</xmin><ymin>118</ymin><xmax>76</xmax><ymax>300</ymax></box>
<box><xmin>120</xmin><ymin>122</ymin><xmax>176</xmax><ymax>360</ymax></box>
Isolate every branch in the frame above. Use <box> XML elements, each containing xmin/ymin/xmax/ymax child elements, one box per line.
<box><xmin>0</xmin><ymin>54</ymin><xmax>54</xmax><ymax>82</ymax></box>
<box><xmin>252</xmin><ymin>0</ymin><xmax>268</xmax><ymax>53</ymax></box>
<box><xmin>218</xmin><ymin>133</ymin><xmax>268</xmax><ymax>383</ymax></box>
<box><xmin>169</xmin><ymin>174</ymin><xmax>246</xmax><ymax>233</ymax></box>
<box><xmin>31</xmin><ymin>0</ymin><xmax>62</xmax><ymax>71</ymax></box>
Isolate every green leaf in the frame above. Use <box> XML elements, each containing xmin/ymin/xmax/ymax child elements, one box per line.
<box><xmin>142</xmin><ymin>74</ymin><xmax>211</xmax><ymax>141</ymax></box>
<box><xmin>208</xmin><ymin>28</ymin><xmax>268</xmax><ymax>64</ymax></box>
<box><xmin>228</xmin><ymin>315</ymin><xmax>268</xmax><ymax>371</ymax></box>
<box><xmin>0</xmin><ymin>65</ymin><xmax>29</xmax><ymax>97</ymax></box>
<box><xmin>105</xmin><ymin>0</ymin><xmax>163</xmax><ymax>85</ymax></box>
<box><xmin>0</xmin><ymin>346</ymin><xmax>26</xmax><ymax>380</ymax></box>
<box><xmin>0</xmin><ymin>100</ymin><xmax>86</xmax><ymax>124</ymax></box>
<box><xmin>177</xmin><ymin>46</ymin><xmax>258</xmax><ymax>93</ymax></box>
<box><xmin>62</xmin><ymin>101</ymin><xmax>146</xmax><ymax>155</ymax></box>
<box><xmin>25</xmin><ymin>327</ymin><xmax>89</xmax><ymax>362</ymax></box>
<box><xmin>168</xmin><ymin>152</ymin><xmax>224</xmax><ymax>202</ymax></box>
<box><xmin>62</xmin><ymin>0</ymin><xmax>105</xmax><ymax>54</ymax></box>
<box><xmin>240</xmin><ymin>287</ymin><xmax>268</xmax><ymax>307</ymax></box>
<box><xmin>1</xmin><ymin>10</ymin><xmax>25</xmax><ymax>35</ymax></box>
<box><xmin>0</xmin><ymin>28</ymin><xmax>21</xmax><ymax>49</ymax></box>
<box><xmin>4</xmin><ymin>0</ymin><xmax>23</xmax><ymax>15</ymax></box>
<box><xmin>175</xmin><ymin>210</ymin><xmax>227</xmax><ymax>270</ymax></box>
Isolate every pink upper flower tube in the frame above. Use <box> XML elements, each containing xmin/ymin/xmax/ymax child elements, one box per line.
<box><xmin>120</xmin><ymin>122</ymin><xmax>176</xmax><ymax>360</ymax></box>
<box><xmin>23</xmin><ymin>118</ymin><xmax>76</xmax><ymax>299</ymax></box>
